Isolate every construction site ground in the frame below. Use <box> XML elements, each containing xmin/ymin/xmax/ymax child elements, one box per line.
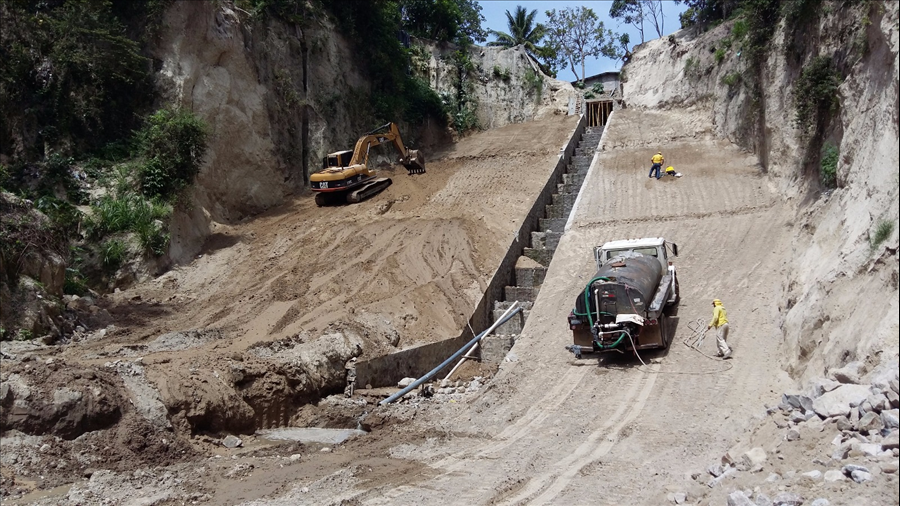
<box><xmin>3</xmin><ymin>109</ymin><xmax>894</xmax><ymax>506</ymax></box>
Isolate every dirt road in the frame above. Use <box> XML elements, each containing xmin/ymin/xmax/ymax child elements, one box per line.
<box><xmin>227</xmin><ymin>108</ymin><xmax>799</xmax><ymax>505</ymax></box>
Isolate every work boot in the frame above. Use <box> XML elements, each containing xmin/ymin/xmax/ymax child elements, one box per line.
<box><xmin>723</xmin><ymin>350</ymin><xmax>732</xmax><ymax>359</ymax></box>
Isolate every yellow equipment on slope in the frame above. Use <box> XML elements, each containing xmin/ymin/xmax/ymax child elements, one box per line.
<box><xmin>310</xmin><ymin>122</ymin><xmax>425</xmax><ymax>206</ymax></box>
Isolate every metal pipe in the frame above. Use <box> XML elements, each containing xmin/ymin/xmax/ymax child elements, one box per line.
<box><xmin>593</xmin><ymin>287</ymin><xmax>601</xmax><ymax>327</ymax></box>
<box><xmin>380</xmin><ymin>303</ymin><xmax>523</xmax><ymax>405</ymax></box>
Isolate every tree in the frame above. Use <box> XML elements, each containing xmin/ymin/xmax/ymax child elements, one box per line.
<box><xmin>486</xmin><ymin>6</ymin><xmax>546</xmax><ymax>62</ymax></box>
<box><xmin>609</xmin><ymin>0</ymin><xmax>645</xmax><ymax>44</ymax></box>
<box><xmin>544</xmin><ymin>6</ymin><xmax>621</xmax><ymax>85</ymax></box>
<box><xmin>617</xmin><ymin>33</ymin><xmax>632</xmax><ymax>64</ymax></box>
<box><xmin>643</xmin><ymin>0</ymin><xmax>665</xmax><ymax>38</ymax></box>
<box><xmin>400</xmin><ymin>0</ymin><xmax>486</xmax><ymax>45</ymax></box>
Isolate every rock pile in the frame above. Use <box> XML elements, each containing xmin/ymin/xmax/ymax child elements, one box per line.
<box><xmin>698</xmin><ymin>362</ymin><xmax>899</xmax><ymax>505</ymax></box>
<box><xmin>392</xmin><ymin>376</ymin><xmax>487</xmax><ymax>404</ymax></box>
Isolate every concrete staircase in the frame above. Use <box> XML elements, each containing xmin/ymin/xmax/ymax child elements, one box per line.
<box><xmin>481</xmin><ymin>126</ymin><xmax>604</xmax><ymax>363</ymax></box>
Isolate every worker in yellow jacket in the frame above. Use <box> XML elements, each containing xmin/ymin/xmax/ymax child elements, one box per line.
<box><xmin>707</xmin><ymin>299</ymin><xmax>731</xmax><ymax>359</ymax></box>
<box><xmin>649</xmin><ymin>151</ymin><xmax>664</xmax><ymax>179</ymax></box>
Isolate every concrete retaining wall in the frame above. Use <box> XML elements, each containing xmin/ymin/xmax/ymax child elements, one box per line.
<box><xmin>354</xmin><ymin>114</ymin><xmax>587</xmax><ymax>389</ymax></box>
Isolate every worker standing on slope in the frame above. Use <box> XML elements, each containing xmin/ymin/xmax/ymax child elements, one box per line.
<box><xmin>708</xmin><ymin>299</ymin><xmax>732</xmax><ymax>359</ymax></box>
<box><xmin>649</xmin><ymin>151</ymin><xmax>664</xmax><ymax>180</ymax></box>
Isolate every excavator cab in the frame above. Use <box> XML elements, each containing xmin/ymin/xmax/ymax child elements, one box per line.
<box><xmin>323</xmin><ymin>150</ymin><xmax>353</xmax><ymax>169</ymax></box>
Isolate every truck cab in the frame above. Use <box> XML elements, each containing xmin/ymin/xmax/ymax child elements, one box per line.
<box><xmin>594</xmin><ymin>237</ymin><xmax>677</xmax><ymax>271</ymax></box>
<box><xmin>593</xmin><ymin>237</ymin><xmax>679</xmax><ymax>307</ymax></box>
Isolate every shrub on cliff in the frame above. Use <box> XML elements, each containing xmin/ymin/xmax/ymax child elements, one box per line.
<box><xmin>137</xmin><ymin>108</ymin><xmax>208</xmax><ymax>200</ymax></box>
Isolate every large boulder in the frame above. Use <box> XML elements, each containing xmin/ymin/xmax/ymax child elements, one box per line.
<box><xmin>812</xmin><ymin>384</ymin><xmax>872</xmax><ymax>418</ymax></box>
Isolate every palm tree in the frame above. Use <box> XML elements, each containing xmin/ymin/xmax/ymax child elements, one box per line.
<box><xmin>487</xmin><ymin>6</ymin><xmax>546</xmax><ymax>61</ymax></box>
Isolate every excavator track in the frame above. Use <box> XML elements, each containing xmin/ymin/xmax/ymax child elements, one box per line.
<box><xmin>347</xmin><ymin>177</ymin><xmax>392</xmax><ymax>203</ymax></box>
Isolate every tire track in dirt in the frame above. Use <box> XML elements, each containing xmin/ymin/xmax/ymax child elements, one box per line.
<box><xmin>493</xmin><ymin>364</ymin><xmax>659</xmax><ymax>506</ymax></box>
<box><xmin>358</xmin><ymin>364</ymin><xmax>650</xmax><ymax>506</ymax></box>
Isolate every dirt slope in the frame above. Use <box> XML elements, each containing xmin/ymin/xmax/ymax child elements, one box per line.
<box><xmin>84</xmin><ymin>115</ymin><xmax>576</xmax><ymax>353</ymax></box>
<box><xmin>0</xmin><ymin>115</ymin><xmax>580</xmax><ymax>502</ymax></box>
<box><xmin>127</xmin><ymin>107</ymin><xmax>815</xmax><ymax>506</ymax></box>
<box><xmin>241</xmin><ymin>107</ymin><xmax>798</xmax><ymax>506</ymax></box>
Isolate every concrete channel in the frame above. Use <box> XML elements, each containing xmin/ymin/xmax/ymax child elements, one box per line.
<box><xmin>354</xmin><ymin>113</ymin><xmax>606</xmax><ymax>389</ymax></box>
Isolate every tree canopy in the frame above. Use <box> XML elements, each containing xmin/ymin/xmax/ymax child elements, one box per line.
<box><xmin>399</xmin><ymin>0</ymin><xmax>486</xmax><ymax>45</ymax></box>
<box><xmin>486</xmin><ymin>6</ymin><xmax>546</xmax><ymax>59</ymax></box>
<box><xmin>544</xmin><ymin>6</ymin><xmax>621</xmax><ymax>84</ymax></box>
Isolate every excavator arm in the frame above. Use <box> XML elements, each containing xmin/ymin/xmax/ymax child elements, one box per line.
<box><xmin>348</xmin><ymin>123</ymin><xmax>426</xmax><ymax>174</ymax></box>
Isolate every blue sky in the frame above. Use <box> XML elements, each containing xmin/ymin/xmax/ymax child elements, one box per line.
<box><xmin>477</xmin><ymin>1</ymin><xmax>688</xmax><ymax>81</ymax></box>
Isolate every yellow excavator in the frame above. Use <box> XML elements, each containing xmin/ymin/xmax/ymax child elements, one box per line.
<box><xmin>310</xmin><ymin>122</ymin><xmax>425</xmax><ymax>206</ymax></box>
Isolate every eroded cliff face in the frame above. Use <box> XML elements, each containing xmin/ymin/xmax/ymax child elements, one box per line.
<box><xmin>152</xmin><ymin>2</ymin><xmax>287</xmax><ymax>263</ymax></box>
<box><xmin>422</xmin><ymin>44</ymin><xmax>576</xmax><ymax>131</ymax></box>
<box><xmin>624</xmin><ymin>2</ymin><xmax>899</xmax><ymax>379</ymax></box>
<box><xmin>151</xmin><ymin>4</ymin><xmax>575</xmax><ymax>264</ymax></box>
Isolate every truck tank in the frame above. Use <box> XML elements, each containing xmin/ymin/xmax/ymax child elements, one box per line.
<box><xmin>568</xmin><ymin>253</ymin><xmax>670</xmax><ymax>356</ymax></box>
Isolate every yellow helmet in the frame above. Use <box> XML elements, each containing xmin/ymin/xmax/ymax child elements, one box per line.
<box><xmin>712</xmin><ymin>299</ymin><xmax>722</xmax><ymax>305</ymax></box>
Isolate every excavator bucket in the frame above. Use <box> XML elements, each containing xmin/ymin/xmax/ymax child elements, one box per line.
<box><xmin>402</xmin><ymin>149</ymin><xmax>426</xmax><ymax>174</ymax></box>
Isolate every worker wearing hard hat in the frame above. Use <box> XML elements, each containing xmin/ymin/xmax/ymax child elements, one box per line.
<box><xmin>648</xmin><ymin>151</ymin><xmax>664</xmax><ymax>180</ymax></box>
<box><xmin>708</xmin><ymin>299</ymin><xmax>732</xmax><ymax>359</ymax></box>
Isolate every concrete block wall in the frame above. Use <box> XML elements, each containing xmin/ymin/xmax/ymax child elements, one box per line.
<box><xmin>354</xmin><ymin>116</ymin><xmax>587</xmax><ymax>388</ymax></box>
<box><xmin>482</xmin><ymin>122</ymin><xmax>605</xmax><ymax>364</ymax></box>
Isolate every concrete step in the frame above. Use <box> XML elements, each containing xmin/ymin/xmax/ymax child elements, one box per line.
<box><xmin>523</xmin><ymin>247</ymin><xmax>553</xmax><ymax>266</ymax></box>
<box><xmin>563</xmin><ymin>173</ymin><xmax>586</xmax><ymax>186</ymax></box>
<box><xmin>516</xmin><ymin>263</ymin><xmax>546</xmax><ymax>287</ymax></box>
<box><xmin>552</xmin><ymin>193</ymin><xmax>578</xmax><ymax>208</ymax></box>
<box><xmin>574</xmin><ymin>147</ymin><xmax>596</xmax><ymax>157</ymax></box>
<box><xmin>545</xmin><ymin>202</ymin><xmax>573</xmax><ymax>218</ymax></box>
<box><xmin>491</xmin><ymin>308</ymin><xmax>532</xmax><ymax>335</ymax></box>
<box><xmin>504</xmin><ymin>285</ymin><xmax>539</xmax><ymax>302</ymax></box>
<box><xmin>493</xmin><ymin>300</ymin><xmax>534</xmax><ymax>311</ymax></box>
<box><xmin>569</xmin><ymin>157</ymin><xmax>592</xmax><ymax>166</ymax></box>
<box><xmin>480</xmin><ymin>334</ymin><xmax>515</xmax><ymax>364</ymax></box>
<box><xmin>558</xmin><ymin>181</ymin><xmax>584</xmax><ymax>194</ymax></box>
<box><xmin>539</xmin><ymin>218</ymin><xmax>567</xmax><ymax>233</ymax></box>
<box><xmin>531</xmin><ymin>231</ymin><xmax>562</xmax><ymax>251</ymax></box>
<box><xmin>567</xmin><ymin>163</ymin><xmax>591</xmax><ymax>173</ymax></box>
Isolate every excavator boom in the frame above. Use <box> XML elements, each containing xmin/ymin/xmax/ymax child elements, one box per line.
<box><xmin>310</xmin><ymin>123</ymin><xmax>425</xmax><ymax>206</ymax></box>
<box><xmin>349</xmin><ymin>123</ymin><xmax>426</xmax><ymax>174</ymax></box>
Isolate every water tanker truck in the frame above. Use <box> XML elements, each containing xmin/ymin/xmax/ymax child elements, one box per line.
<box><xmin>565</xmin><ymin>237</ymin><xmax>679</xmax><ymax>359</ymax></box>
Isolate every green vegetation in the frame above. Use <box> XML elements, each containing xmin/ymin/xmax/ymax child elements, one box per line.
<box><xmin>492</xmin><ymin>65</ymin><xmax>512</xmax><ymax>82</ymax></box>
<box><xmin>819</xmin><ymin>143</ymin><xmax>839</xmax><ymax>188</ymax></box>
<box><xmin>441</xmin><ymin>51</ymin><xmax>479</xmax><ymax>133</ymax></box>
<box><xmin>399</xmin><ymin>0</ymin><xmax>487</xmax><ymax>45</ymax></box>
<box><xmin>544</xmin><ymin>7</ymin><xmax>621</xmax><ymax>85</ymax></box>
<box><xmin>792</xmin><ymin>56</ymin><xmax>840</xmax><ymax>134</ymax></box>
<box><xmin>715</xmin><ymin>47</ymin><xmax>726</xmax><ymax>64</ymax></box>
<box><xmin>731</xmin><ymin>19</ymin><xmax>749</xmax><ymax>40</ymax></box>
<box><xmin>101</xmin><ymin>239</ymin><xmax>127</xmax><ymax>269</ymax></box>
<box><xmin>322</xmin><ymin>2</ymin><xmax>451</xmax><ymax>128</ymax></box>
<box><xmin>871</xmin><ymin>220</ymin><xmax>895</xmax><ymax>250</ymax></box>
<box><xmin>136</xmin><ymin>108</ymin><xmax>208</xmax><ymax>200</ymax></box>
<box><xmin>63</xmin><ymin>266</ymin><xmax>88</xmax><ymax>296</ymax></box>
<box><xmin>487</xmin><ymin>6</ymin><xmax>546</xmax><ymax>58</ymax></box>
<box><xmin>721</xmin><ymin>71</ymin><xmax>742</xmax><ymax>87</ymax></box>
<box><xmin>0</xmin><ymin>0</ymin><xmax>157</xmax><ymax>159</ymax></box>
<box><xmin>524</xmin><ymin>68</ymin><xmax>543</xmax><ymax>99</ymax></box>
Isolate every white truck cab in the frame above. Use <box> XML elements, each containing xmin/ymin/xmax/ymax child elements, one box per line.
<box><xmin>594</xmin><ymin>237</ymin><xmax>678</xmax><ymax>271</ymax></box>
<box><xmin>594</xmin><ymin>237</ymin><xmax>679</xmax><ymax>305</ymax></box>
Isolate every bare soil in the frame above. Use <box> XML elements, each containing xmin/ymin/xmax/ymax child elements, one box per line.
<box><xmin>3</xmin><ymin>109</ymin><xmax>895</xmax><ymax>506</ymax></box>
